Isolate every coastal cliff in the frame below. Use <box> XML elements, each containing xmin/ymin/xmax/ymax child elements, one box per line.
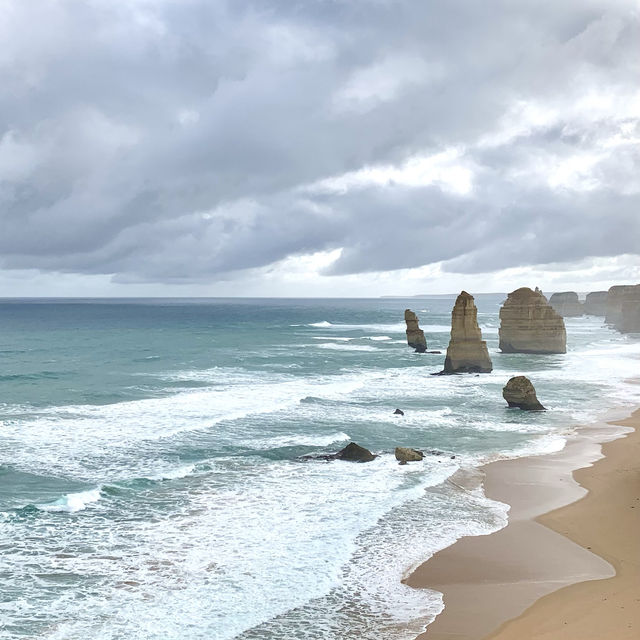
<box><xmin>499</xmin><ymin>287</ymin><xmax>566</xmax><ymax>354</ymax></box>
<box><xmin>443</xmin><ymin>291</ymin><xmax>493</xmax><ymax>373</ymax></box>
<box><xmin>605</xmin><ymin>285</ymin><xmax>637</xmax><ymax>325</ymax></box>
<box><xmin>404</xmin><ymin>309</ymin><xmax>427</xmax><ymax>352</ymax></box>
<box><xmin>616</xmin><ymin>285</ymin><xmax>640</xmax><ymax>333</ymax></box>
<box><xmin>549</xmin><ymin>292</ymin><xmax>583</xmax><ymax>317</ymax></box>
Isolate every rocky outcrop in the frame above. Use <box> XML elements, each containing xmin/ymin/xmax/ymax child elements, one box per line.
<box><xmin>502</xmin><ymin>376</ymin><xmax>546</xmax><ymax>410</ymax></box>
<box><xmin>499</xmin><ymin>287</ymin><xmax>566</xmax><ymax>354</ymax></box>
<box><xmin>549</xmin><ymin>292</ymin><xmax>583</xmax><ymax>317</ymax></box>
<box><xmin>395</xmin><ymin>447</ymin><xmax>424</xmax><ymax>464</ymax></box>
<box><xmin>584</xmin><ymin>291</ymin><xmax>608</xmax><ymax>316</ymax></box>
<box><xmin>404</xmin><ymin>309</ymin><xmax>427</xmax><ymax>352</ymax></box>
<box><xmin>335</xmin><ymin>442</ymin><xmax>376</xmax><ymax>462</ymax></box>
<box><xmin>393</xmin><ymin>408</ymin><xmax>404</xmax><ymax>416</ymax></box>
<box><xmin>442</xmin><ymin>291</ymin><xmax>492</xmax><ymax>373</ymax></box>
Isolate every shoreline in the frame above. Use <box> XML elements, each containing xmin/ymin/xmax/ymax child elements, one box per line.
<box><xmin>404</xmin><ymin>408</ymin><xmax>640</xmax><ymax>640</ymax></box>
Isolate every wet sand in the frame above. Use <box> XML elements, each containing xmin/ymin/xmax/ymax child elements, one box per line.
<box><xmin>405</xmin><ymin>410</ymin><xmax>640</xmax><ymax>640</ymax></box>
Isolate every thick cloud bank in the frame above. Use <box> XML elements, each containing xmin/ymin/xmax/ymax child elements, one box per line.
<box><xmin>0</xmin><ymin>0</ymin><xmax>638</xmax><ymax>284</ymax></box>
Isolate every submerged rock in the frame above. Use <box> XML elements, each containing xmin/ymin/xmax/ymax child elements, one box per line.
<box><xmin>549</xmin><ymin>291</ymin><xmax>583</xmax><ymax>317</ymax></box>
<box><xmin>335</xmin><ymin>442</ymin><xmax>376</xmax><ymax>463</ymax></box>
<box><xmin>502</xmin><ymin>376</ymin><xmax>546</xmax><ymax>410</ymax></box>
<box><xmin>404</xmin><ymin>309</ymin><xmax>427</xmax><ymax>352</ymax></box>
<box><xmin>395</xmin><ymin>447</ymin><xmax>424</xmax><ymax>464</ymax></box>
<box><xmin>443</xmin><ymin>291</ymin><xmax>492</xmax><ymax>373</ymax></box>
<box><xmin>584</xmin><ymin>291</ymin><xmax>608</xmax><ymax>317</ymax></box>
<box><xmin>499</xmin><ymin>287</ymin><xmax>566</xmax><ymax>354</ymax></box>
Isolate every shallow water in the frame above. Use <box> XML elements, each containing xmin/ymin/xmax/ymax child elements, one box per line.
<box><xmin>1</xmin><ymin>296</ymin><xmax>639</xmax><ymax>639</ymax></box>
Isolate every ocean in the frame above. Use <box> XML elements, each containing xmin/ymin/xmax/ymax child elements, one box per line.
<box><xmin>1</xmin><ymin>296</ymin><xmax>639</xmax><ymax>640</ymax></box>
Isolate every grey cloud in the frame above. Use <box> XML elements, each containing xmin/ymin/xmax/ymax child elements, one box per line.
<box><xmin>0</xmin><ymin>0</ymin><xmax>638</xmax><ymax>284</ymax></box>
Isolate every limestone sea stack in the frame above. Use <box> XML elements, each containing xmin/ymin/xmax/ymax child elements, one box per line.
<box><xmin>584</xmin><ymin>291</ymin><xmax>608</xmax><ymax>316</ymax></box>
<box><xmin>443</xmin><ymin>291</ymin><xmax>493</xmax><ymax>373</ymax></box>
<box><xmin>616</xmin><ymin>285</ymin><xmax>640</xmax><ymax>333</ymax></box>
<box><xmin>605</xmin><ymin>285</ymin><xmax>639</xmax><ymax>326</ymax></box>
<box><xmin>404</xmin><ymin>309</ymin><xmax>427</xmax><ymax>352</ymax></box>
<box><xmin>502</xmin><ymin>376</ymin><xmax>546</xmax><ymax>410</ymax></box>
<box><xmin>499</xmin><ymin>287</ymin><xmax>566</xmax><ymax>354</ymax></box>
<box><xmin>549</xmin><ymin>291</ymin><xmax>583</xmax><ymax>317</ymax></box>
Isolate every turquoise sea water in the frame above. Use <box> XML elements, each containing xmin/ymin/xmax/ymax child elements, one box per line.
<box><xmin>1</xmin><ymin>296</ymin><xmax>639</xmax><ymax>639</ymax></box>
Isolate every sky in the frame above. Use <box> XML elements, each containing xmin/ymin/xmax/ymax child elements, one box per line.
<box><xmin>0</xmin><ymin>0</ymin><xmax>638</xmax><ymax>297</ymax></box>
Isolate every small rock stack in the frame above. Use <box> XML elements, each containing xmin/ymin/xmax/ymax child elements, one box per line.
<box><xmin>404</xmin><ymin>309</ymin><xmax>427</xmax><ymax>352</ymax></box>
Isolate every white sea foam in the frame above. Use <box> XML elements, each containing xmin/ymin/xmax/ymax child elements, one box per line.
<box><xmin>241</xmin><ymin>431</ymin><xmax>350</xmax><ymax>449</ymax></box>
<box><xmin>316</xmin><ymin>342</ymin><xmax>379</xmax><ymax>352</ymax></box>
<box><xmin>148</xmin><ymin>464</ymin><xmax>197</xmax><ymax>481</ymax></box>
<box><xmin>36</xmin><ymin>487</ymin><xmax>102</xmax><ymax>513</ymax></box>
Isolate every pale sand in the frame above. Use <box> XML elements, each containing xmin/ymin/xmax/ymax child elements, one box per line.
<box><xmin>404</xmin><ymin>410</ymin><xmax>640</xmax><ymax>640</ymax></box>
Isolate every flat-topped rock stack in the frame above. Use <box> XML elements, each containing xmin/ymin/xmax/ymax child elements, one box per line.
<box><xmin>617</xmin><ymin>285</ymin><xmax>640</xmax><ymax>333</ymax></box>
<box><xmin>584</xmin><ymin>291</ymin><xmax>608</xmax><ymax>316</ymax></box>
<box><xmin>549</xmin><ymin>291</ymin><xmax>583</xmax><ymax>317</ymax></box>
<box><xmin>443</xmin><ymin>291</ymin><xmax>493</xmax><ymax>373</ymax></box>
<box><xmin>404</xmin><ymin>309</ymin><xmax>427</xmax><ymax>352</ymax></box>
<box><xmin>499</xmin><ymin>287</ymin><xmax>566</xmax><ymax>354</ymax></box>
<box><xmin>605</xmin><ymin>285</ymin><xmax>637</xmax><ymax>326</ymax></box>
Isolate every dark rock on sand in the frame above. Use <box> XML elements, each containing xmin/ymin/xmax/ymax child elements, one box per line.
<box><xmin>502</xmin><ymin>376</ymin><xmax>546</xmax><ymax>411</ymax></box>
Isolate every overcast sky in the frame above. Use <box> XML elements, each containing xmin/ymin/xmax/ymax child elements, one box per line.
<box><xmin>1</xmin><ymin>0</ymin><xmax>638</xmax><ymax>297</ymax></box>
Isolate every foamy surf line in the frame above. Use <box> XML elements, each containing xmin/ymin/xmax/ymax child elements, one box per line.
<box><xmin>36</xmin><ymin>487</ymin><xmax>103</xmax><ymax>513</ymax></box>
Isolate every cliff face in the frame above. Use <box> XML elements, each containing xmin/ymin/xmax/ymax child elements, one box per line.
<box><xmin>549</xmin><ymin>291</ymin><xmax>583</xmax><ymax>317</ymax></box>
<box><xmin>615</xmin><ymin>285</ymin><xmax>640</xmax><ymax>333</ymax></box>
<box><xmin>499</xmin><ymin>287</ymin><xmax>566</xmax><ymax>354</ymax></box>
<box><xmin>605</xmin><ymin>285</ymin><xmax>637</xmax><ymax>325</ymax></box>
<box><xmin>404</xmin><ymin>309</ymin><xmax>427</xmax><ymax>352</ymax></box>
<box><xmin>443</xmin><ymin>291</ymin><xmax>493</xmax><ymax>373</ymax></box>
<box><xmin>584</xmin><ymin>291</ymin><xmax>608</xmax><ymax>316</ymax></box>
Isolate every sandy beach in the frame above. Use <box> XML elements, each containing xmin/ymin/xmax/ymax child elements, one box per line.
<box><xmin>406</xmin><ymin>409</ymin><xmax>640</xmax><ymax>640</ymax></box>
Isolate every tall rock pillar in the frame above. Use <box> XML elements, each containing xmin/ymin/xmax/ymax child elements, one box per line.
<box><xmin>443</xmin><ymin>291</ymin><xmax>493</xmax><ymax>373</ymax></box>
<box><xmin>404</xmin><ymin>309</ymin><xmax>427</xmax><ymax>352</ymax></box>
